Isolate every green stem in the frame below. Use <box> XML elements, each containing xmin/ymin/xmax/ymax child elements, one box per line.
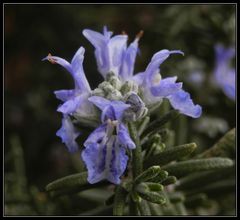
<box><xmin>128</xmin><ymin>122</ymin><xmax>143</xmax><ymax>179</ymax></box>
<box><xmin>128</xmin><ymin>122</ymin><xmax>143</xmax><ymax>215</ymax></box>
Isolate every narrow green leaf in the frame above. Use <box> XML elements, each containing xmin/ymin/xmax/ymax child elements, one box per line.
<box><xmin>184</xmin><ymin>193</ymin><xmax>207</xmax><ymax>208</ymax></box>
<box><xmin>144</xmin><ymin>182</ymin><xmax>164</xmax><ymax>192</ymax></box>
<box><xmin>168</xmin><ymin>192</ymin><xmax>185</xmax><ymax>203</ymax></box>
<box><xmin>46</xmin><ymin>172</ymin><xmax>88</xmax><ymax>192</ymax></box>
<box><xmin>134</xmin><ymin>166</ymin><xmax>161</xmax><ymax>184</ymax></box>
<box><xmin>144</xmin><ymin>143</ymin><xmax>197</xmax><ymax>167</ymax></box>
<box><xmin>142</xmin><ymin>133</ymin><xmax>161</xmax><ymax>151</ymax></box>
<box><xmin>176</xmin><ymin>167</ymin><xmax>235</xmax><ymax>190</ymax></box>
<box><xmin>161</xmin><ymin>176</ymin><xmax>177</xmax><ymax>186</ymax></box>
<box><xmin>137</xmin><ymin>200</ymin><xmax>151</xmax><ymax>216</ymax></box>
<box><xmin>174</xmin><ymin>202</ymin><xmax>188</xmax><ymax>215</ymax></box>
<box><xmin>136</xmin><ymin>184</ymin><xmax>166</xmax><ymax>205</ymax></box>
<box><xmin>141</xmin><ymin>110</ymin><xmax>180</xmax><ymax>137</ymax></box>
<box><xmin>162</xmin><ymin>158</ymin><xmax>234</xmax><ymax>177</ymax></box>
<box><xmin>197</xmin><ymin>128</ymin><xmax>236</xmax><ymax>159</ymax></box>
<box><xmin>105</xmin><ymin>194</ymin><xmax>115</xmax><ymax>206</ymax></box>
<box><xmin>113</xmin><ymin>186</ymin><xmax>128</xmax><ymax>216</ymax></box>
<box><xmin>148</xmin><ymin>203</ymin><xmax>163</xmax><ymax>215</ymax></box>
<box><xmin>130</xmin><ymin>190</ymin><xmax>141</xmax><ymax>203</ymax></box>
<box><xmin>148</xmin><ymin>170</ymin><xmax>169</xmax><ymax>183</ymax></box>
<box><xmin>185</xmin><ymin>179</ymin><xmax>235</xmax><ymax>196</ymax></box>
<box><xmin>129</xmin><ymin>196</ymin><xmax>140</xmax><ymax>216</ymax></box>
<box><xmin>46</xmin><ymin>172</ymin><xmax>107</xmax><ymax>197</ymax></box>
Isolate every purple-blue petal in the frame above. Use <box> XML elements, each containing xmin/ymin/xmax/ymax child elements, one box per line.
<box><xmin>54</xmin><ymin>89</ymin><xmax>75</xmax><ymax>102</ymax></box>
<box><xmin>215</xmin><ymin>44</ymin><xmax>235</xmax><ymax>63</ymax></box>
<box><xmin>89</xmin><ymin>96</ymin><xmax>130</xmax><ymax>122</ymax></box>
<box><xmin>214</xmin><ymin>44</ymin><xmax>236</xmax><ymax>101</ymax></box>
<box><xmin>108</xmin><ymin>35</ymin><xmax>128</xmax><ymax>68</ymax></box>
<box><xmin>110</xmin><ymin>101</ymin><xmax>131</xmax><ymax>121</ymax></box>
<box><xmin>168</xmin><ymin>90</ymin><xmax>202</xmax><ymax>118</ymax></box>
<box><xmin>84</xmin><ymin>123</ymin><xmax>107</xmax><ymax>146</ymax></box>
<box><xmin>82</xmin><ymin>136</ymin><xmax>128</xmax><ymax>185</ymax></box>
<box><xmin>83</xmin><ymin>28</ymin><xmax>128</xmax><ymax>77</ymax></box>
<box><xmin>117</xmin><ymin>123</ymin><xmax>136</xmax><ymax>149</ymax></box>
<box><xmin>108</xmin><ymin>139</ymin><xmax>128</xmax><ymax>184</ymax></box>
<box><xmin>57</xmin><ymin>94</ymin><xmax>86</xmax><ymax>114</ymax></box>
<box><xmin>81</xmin><ymin>142</ymin><xmax>107</xmax><ymax>184</ymax></box>
<box><xmin>144</xmin><ymin>50</ymin><xmax>184</xmax><ymax>87</ymax></box>
<box><xmin>101</xmin><ymin>102</ymin><xmax>130</xmax><ymax>122</ymax></box>
<box><xmin>56</xmin><ymin>115</ymin><xmax>81</xmax><ymax>153</ymax></box>
<box><xmin>71</xmin><ymin>47</ymin><xmax>91</xmax><ymax>92</ymax></box>
<box><xmin>151</xmin><ymin>76</ymin><xmax>182</xmax><ymax>97</ymax></box>
<box><xmin>88</xmin><ymin>96</ymin><xmax>111</xmax><ymax>111</ymax></box>
<box><xmin>132</xmin><ymin>72</ymin><xmax>145</xmax><ymax>85</ymax></box>
<box><xmin>221</xmin><ymin>69</ymin><xmax>236</xmax><ymax>100</ymax></box>
<box><xmin>82</xmin><ymin>29</ymin><xmax>107</xmax><ymax>49</ymax></box>
<box><xmin>120</xmin><ymin>39</ymin><xmax>139</xmax><ymax>80</ymax></box>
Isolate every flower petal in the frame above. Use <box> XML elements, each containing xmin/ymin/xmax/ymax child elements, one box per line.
<box><xmin>88</xmin><ymin>96</ymin><xmax>111</xmax><ymax>111</ymax></box>
<box><xmin>81</xmin><ymin>142</ymin><xmax>107</xmax><ymax>184</ymax></box>
<box><xmin>151</xmin><ymin>76</ymin><xmax>182</xmax><ymax>97</ymax></box>
<box><xmin>82</xmin><ymin>29</ymin><xmax>107</xmax><ymax>49</ymax></box>
<box><xmin>88</xmin><ymin>96</ymin><xmax>130</xmax><ymax>122</ymax></box>
<box><xmin>83</xmin><ymin>28</ymin><xmax>128</xmax><ymax>77</ymax></box>
<box><xmin>101</xmin><ymin>102</ymin><xmax>131</xmax><ymax>122</ymax></box>
<box><xmin>108</xmin><ymin>35</ymin><xmax>128</xmax><ymax>74</ymax></box>
<box><xmin>144</xmin><ymin>50</ymin><xmax>184</xmax><ymax>88</ymax></box>
<box><xmin>71</xmin><ymin>47</ymin><xmax>91</xmax><ymax>92</ymax></box>
<box><xmin>120</xmin><ymin>39</ymin><xmax>139</xmax><ymax>80</ymax></box>
<box><xmin>215</xmin><ymin>44</ymin><xmax>235</xmax><ymax>63</ymax></box>
<box><xmin>221</xmin><ymin>69</ymin><xmax>236</xmax><ymax>100</ymax></box>
<box><xmin>84</xmin><ymin>123</ymin><xmax>107</xmax><ymax>146</ymax></box>
<box><xmin>56</xmin><ymin>115</ymin><xmax>81</xmax><ymax>153</ymax></box>
<box><xmin>81</xmin><ymin>136</ymin><xmax>128</xmax><ymax>185</ymax></box>
<box><xmin>57</xmin><ymin>94</ymin><xmax>86</xmax><ymax>114</ymax></box>
<box><xmin>54</xmin><ymin>89</ymin><xmax>75</xmax><ymax>102</ymax></box>
<box><xmin>132</xmin><ymin>72</ymin><xmax>145</xmax><ymax>85</ymax></box>
<box><xmin>168</xmin><ymin>90</ymin><xmax>202</xmax><ymax>118</ymax></box>
<box><xmin>107</xmin><ymin>139</ymin><xmax>128</xmax><ymax>184</ymax></box>
<box><xmin>117</xmin><ymin>123</ymin><xmax>136</xmax><ymax>149</ymax></box>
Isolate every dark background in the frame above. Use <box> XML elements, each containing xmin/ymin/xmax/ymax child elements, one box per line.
<box><xmin>4</xmin><ymin>4</ymin><xmax>236</xmax><ymax>215</ymax></box>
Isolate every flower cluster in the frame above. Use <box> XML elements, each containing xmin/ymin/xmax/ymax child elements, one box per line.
<box><xmin>43</xmin><ymin>26</ymin><xmax>202</xmax><ymax>185</ymax></box>
<box><xmin>214</xmin><ymin>44</ymin><xmax>236</xmax><ymax>101</ymax></box>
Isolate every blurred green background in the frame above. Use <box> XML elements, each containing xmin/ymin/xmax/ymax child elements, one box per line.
<box><xmin>5</xmin><ymin>4</ymin><xmax>236</xmax><ymax>215</ymax></box>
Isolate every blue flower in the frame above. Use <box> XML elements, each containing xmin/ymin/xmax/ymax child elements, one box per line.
<box><xmin>56</xmin><ymin>114</ymin><xmax>81</xmax><ymax>153</ymax></box>
<box><xmin>83</xmin><ymin>26</ymin><xmax>128</xmax><ymax>79</ymax></box>
<box><xmin>42</xmin><ymin>47</ymin><xmax>94</xmax><ymax>116</ymax></box>
<box><xmin>81</xmin><ymin>96</ymin><xmax>135</xmax><ymax>184</ymax></box>
<box><xmin>43</xmin><ymin>47</ymin><xmax>100</xmax><ymax>152</ymax></box>
<box><xmin>214</xmin><ymin>44</ymin><xmax>236</xmax><ymax>101</ymax></box>
<box><xmin>84</xmin><ymin>27</ymin><xmax>202</xmax><ymax>118</ymax></box>
<box><xmin>132</xmin><ymin>49</ymin><xmax>202</xmax><ymax>118</ymax></box>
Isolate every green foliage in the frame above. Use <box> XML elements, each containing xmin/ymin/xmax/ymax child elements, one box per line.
<box><xmin>46</xmin><ymin>172</ymin><xmax>108</xmax><ymax>197</ymax></box>
<box><xmin>162</xmin><ymin>158</ymin><xmax>234</xmax><ymax>177</ymax></box>
<box><xmin>41</xmin><ymin>109</ymin><xmax>235</xmax><ymax>216</ymax></box>
<box><xmin>197</xmin><ymin>128</ymin><xmax>235</xmax><ymax>159</ymax></box>
<box><xmin>144</xmin><ymin>143</ymin><xmax>197</xmax><ymax>166</ymax></box>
